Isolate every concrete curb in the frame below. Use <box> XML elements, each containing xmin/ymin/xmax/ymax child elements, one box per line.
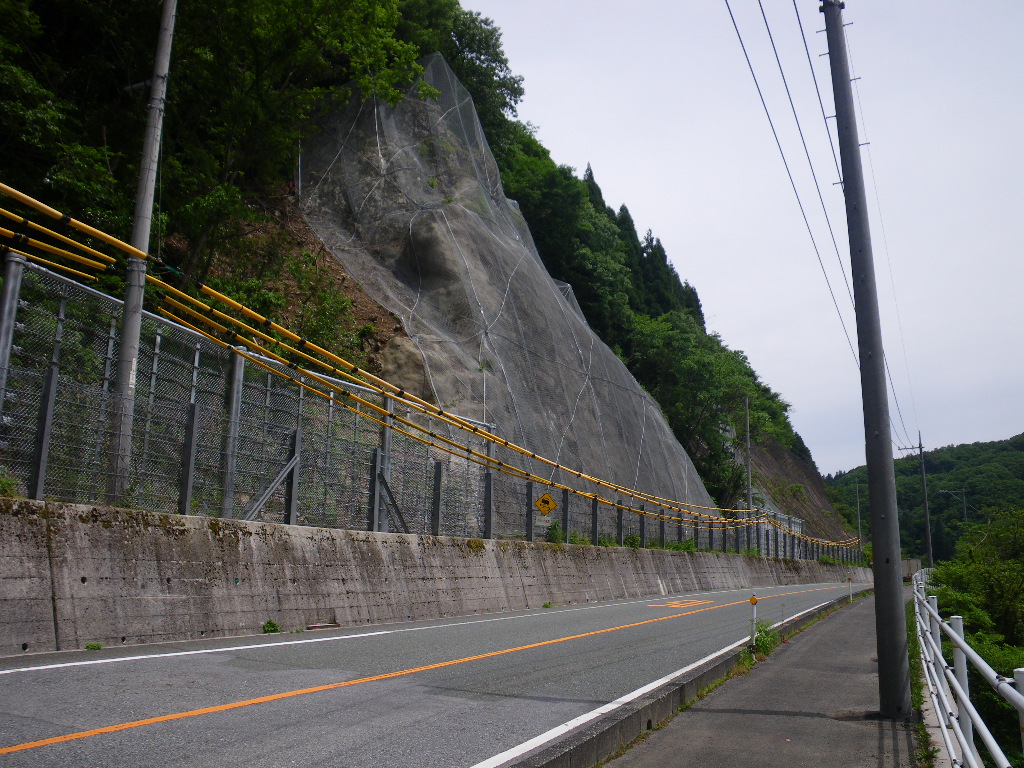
<box><xmin>508</xmin><ymin>592</ymin><xmax>865</xmax><ymax>768</ymax></box>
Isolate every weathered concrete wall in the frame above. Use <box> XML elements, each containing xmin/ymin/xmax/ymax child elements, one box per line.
<box><xmin>0</xmin><ymin>499</ymin><xmax>872</xmax><ymax>656</ymax></box>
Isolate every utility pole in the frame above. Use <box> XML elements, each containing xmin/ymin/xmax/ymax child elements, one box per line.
<box><xmin>822</xmin><ymin>0</ymin><xmax>912</xmax><ymax>720</ymax></box>
<box><xmin>107</xmin><ymin>0</ymin><xmax>178</xmax><ymax>503</ymax></box>
<box><xmin>745</xmin><ymin>396</ymin><xmax>752</xmax><ymax>511</ymax></box>
<box><xmin>899</xmin><ymin>432</ymin><xmax>934</xmax><ymax>568</ymax></box>
<box><xmin>855</xmin><ymin>478</ymin><xmax>862</xmax><ymax>545</ymax></box>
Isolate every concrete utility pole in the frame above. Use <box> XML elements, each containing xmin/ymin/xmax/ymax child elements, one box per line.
<box><xmin>822</xmin><ymin>0</ymin><xmax>912</xmax><ymax>720</ymax></box>
<box><xmin>900</xmin><ymin>432</ymin><xmax>934</xmax><ymax>568</ymax></box>
<box><xmin>745</xmin><ymin>396</ymin><xmax>753</xmax><ymax>511</ymax></box>
<box><xmin>107</xmin><ymin>0</ymin><xmax>178</xmax><ymax>503</ymax></box>
<box><xmin>855</xmin><ymin>479</ymin><xmax>862</xmax><ymax>539</ymax></box>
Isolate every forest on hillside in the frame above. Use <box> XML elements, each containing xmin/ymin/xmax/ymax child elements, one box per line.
<box><xmin>2</xmin><ymin>0</ymin><xmax>810</xmax><ymax>506</ymax></box>
<box><xmin>825</xmin><ymin>433</ymin><xmax>1024</xmax><ymax>561</ymax></box>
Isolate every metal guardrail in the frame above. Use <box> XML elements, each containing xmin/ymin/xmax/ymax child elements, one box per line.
<box><xmin>912</xmin><ymin>570</ymin><xmax>1024</xmax><ymax>768</ymax></box>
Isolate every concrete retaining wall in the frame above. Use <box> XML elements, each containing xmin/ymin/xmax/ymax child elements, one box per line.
<box><xmin>0</xmin><ymin>499</ymin><xmax>873</xmax><ymax>656</ymax></box>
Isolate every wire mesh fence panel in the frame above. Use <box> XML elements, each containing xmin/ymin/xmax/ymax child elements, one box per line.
<box><xmin>0</xmin><ymin>259</ymin><xmax>825</xmax><ymax>555</ymax></box>
<box><xmin>438</xmin><ymin>439</ymin><xmax>485</xmax><ymax>538</ymax></box>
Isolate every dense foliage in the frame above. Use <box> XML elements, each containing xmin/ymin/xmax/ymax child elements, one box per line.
<box><xmin>928</xmin><ymin>509</ymin><xmax>1024</xmax><ymax>764</ymax></box>
<box><xmin>0</xmin><ymin>0</ymin><xmax>811</xmax><ymax>505</ymax></box>
<box><xmin>825</xmin><ymin>433</ymin><xmax>1024</xmax><ymax>561</ymax></box>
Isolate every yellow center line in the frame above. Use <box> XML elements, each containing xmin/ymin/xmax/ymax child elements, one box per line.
<box><xmin>0</xmin><ymin>585</ymin><xmax>843</xmax><ymax>755</ymax></box>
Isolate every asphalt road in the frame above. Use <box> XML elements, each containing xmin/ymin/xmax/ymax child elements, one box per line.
<box><xmin>0</xmin><ymin>582</ymin><xmax>864</xmax><ymax>767</ymax></box>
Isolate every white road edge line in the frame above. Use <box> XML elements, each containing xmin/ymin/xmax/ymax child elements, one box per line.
<box><xmin>0</xmin><ymin>585</ymin><xmax>851</xmax><ymax>677</ymax></box>
<box><xmin>468</xmin><ymin>597</ymin><xmax>837</xmax><ymax>768</ymax></box>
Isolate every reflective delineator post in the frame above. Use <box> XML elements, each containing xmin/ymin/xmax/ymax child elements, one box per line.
<box><xmin>749</xmin><ymin>593</ymin><xmax>758</xmax><ymax>647</ymax></box>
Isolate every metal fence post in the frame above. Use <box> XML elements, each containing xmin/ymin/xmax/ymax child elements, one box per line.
<box><xmin>177</xmin><ymin>344</ymin><xmax>200</xmax><ymax>516</ymax></box>
<box><xmin>28</xmin><ymin>292</ymin><xmax>67</xmax><ymax>499</ymax></box>
<box><xmin>483</xmin><ymin>470</ymin><xmax>493</xmax><ymax>539</ymax></box>
<box><xmin>284</xmin><ymin>383</ymin><xmax>304</xmax><ymax>525</ymax></box>
<box><xmin>0</xmin><ymin>251</ymin><xmax>26</xmax><ymax>429</ymax></box>
<box><xmin>283</xmin><ymin>422</ymin><xmax>302</xmax><ymax>526</ymax></box>
<box><xmin>525</xmin><ymin>481</ymin><xmax>534</xmax><ymax>542</ymax></box>
<box><xmin>369</xmin><ymin>448</ymin><xmax>381</xmax><ymax>531</ymax></box>
<box><xmin>591</xmin><ymin>495</ymin><xmax>599</xmax><ymax>545</ymax></box>
<box><xmin>639</xmin><ymin>505</ymin><xmax>646</xmax><ymax>548</ymax></box>
<box><xmin>220</xmin><ymin>347</ymin><xmax>245</xmax><ymax>518</ymax></box>
<box><xmin>178</xmin><ymin>402</ymin><xmax>199</xmax><ymax>515</ymax></box>
<box><xmin>1014</xmin><ymin>668</ymin><xmax>1024</xmax><ymax>757</ymax></box>
<box><xmin>483</xmin><ymin>440</ymin><xmax>493</xmax><ymax>539</ymax></box>
<box><xmin>378</xmin><ymin>396</ymin><xmax>394</xmax><ymax>533</ymax></box>
<box><xmin>561</xmin><ymin>488</ymin><xmax>570</xmax><ymax>543</ymax></box>
<box><xmin>616</xmin><ymin>499</ymin><xmax>623</xmax><ymax>546</ymax></box>
<box><xmin>659</xmin><ymin>518</ymin><xmax>666</xmax><ymax>549</ymax></box>
<box><xmin>927</xmin><ymin>596</ymin><xmax>941</xmax><ymax>669</ymax></box>
<box><xmin>138</xmin><ymin>325</ymin><xmax>163</xmax><ymax>501</ymax></box>
<box><xmin>949</xmin><ymin>611</ymin><xmax>981</xmax><ymax>765</ymax></box>
<box><xmin>431</xmin><ymin>460</ymin><xmax>443</xmax><ymax>536</ymax></box>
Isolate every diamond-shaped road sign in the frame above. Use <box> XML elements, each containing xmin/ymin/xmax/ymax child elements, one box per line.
<box><xmin>535</xmin><ymin>492</ymin><xmax>557</xmax><ymax>516</ymax></box>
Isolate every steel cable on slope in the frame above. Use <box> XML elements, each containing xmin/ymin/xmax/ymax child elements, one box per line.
<box><xmin>722</xmin><ymin>0</ymin><xmax>859</xmax><ymax>369</ymax></box>
<box><xmin>0</xmin><ymin>182</ymin><xmax>863</xmax><ymax>546</ymax></box>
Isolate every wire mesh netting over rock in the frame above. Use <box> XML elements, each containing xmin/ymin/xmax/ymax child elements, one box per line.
<box><xmin>300</xmin><ymin>54</ymin><xmax>715</xmax><ymax>536</ymax></box>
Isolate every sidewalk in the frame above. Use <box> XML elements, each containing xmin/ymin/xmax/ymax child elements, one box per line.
<box><xmin>609</xmin><ymin>593</ymin><xmax>919</xmax><ymax>768</ymax></box>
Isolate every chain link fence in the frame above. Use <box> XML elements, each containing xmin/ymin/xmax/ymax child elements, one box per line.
<box><xmin>0</xmin><ymin>257</ymin><xmax>494</xmax><ymax>537</ymax></box>
<box><xmin>0</xmin><ymin>255</ymin><xmax>840</xmax><ymax>560</ymax></box>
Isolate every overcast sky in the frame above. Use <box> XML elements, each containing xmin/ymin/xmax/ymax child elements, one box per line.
<box><xmin>463</xmin><ymin>0</ymin><xmax>1024</xmax><ymax>476</ymax></box>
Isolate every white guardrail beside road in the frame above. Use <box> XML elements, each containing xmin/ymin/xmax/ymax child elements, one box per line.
<box><xmin>913</xmin><ymin>570</ymin><xmax>1024</xmax><ymax>768</ymax></box>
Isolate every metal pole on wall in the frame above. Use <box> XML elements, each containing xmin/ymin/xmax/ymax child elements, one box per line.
<box><xmin>108</xmin><ymin>0</ymin><xmax>178</xmax><ymax>503</ymax></box>
<box><xmin>0</xmin><ymin>251</ymin><xmax>26</xmax><ymax>427</ymax></box>
<box><xmin>823</xmin><ymin>0</ymin><xmax>911</xmax><ymax>719</ymax></box>
<box><xmin>525</xmin><ymin>481</ymin><xmax>534</xmax><ymax>542</ymax></box>
<box><xmin>220</xmin><ymin>348</ymin><xmax>245</xmax><ymax>518</ymax></box>
<box><xmin>482</xmin><ymin>439</ymin><xmax>493</xmax><ymax>538</ymax></box>
<box><xmin>561</xmin><ymin>488</ymin><xmax>570</xmax><ymax>544</ymax></box>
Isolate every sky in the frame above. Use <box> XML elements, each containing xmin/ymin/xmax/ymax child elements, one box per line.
<box><xmin>463</xmin><ymin>0</ymin><xmax>1024</xmax><ymax>476</ymax></box>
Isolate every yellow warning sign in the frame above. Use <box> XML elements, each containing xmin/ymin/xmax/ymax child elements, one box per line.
<box><xmin>535</xmin><ymin>492</ymin><xmax>557</xmax><ymax>516</ymax></box>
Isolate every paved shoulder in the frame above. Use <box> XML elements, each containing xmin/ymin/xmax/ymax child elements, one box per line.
<box><xmin>609</xmin><ymin>594</ymin><xmax>918</xmax><ymax>768</ymax></box>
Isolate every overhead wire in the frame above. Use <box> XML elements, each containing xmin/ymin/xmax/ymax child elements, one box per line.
<box><xmin>842</xmin><ymin>21</ymin><xmax>919</xmax><ymax>447</ymax></box>
<box><xmin>722</xmin><ymin>0</ymin><xmax>859</xmax><ymax>369</ymax></box>
<box><xmin>758</xmin><ymin>0</ymin><xmax>854</xmax><ymax>308</ymax></box>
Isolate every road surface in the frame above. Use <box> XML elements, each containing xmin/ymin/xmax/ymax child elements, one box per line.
<box><xmin>0</xmin><ymin>582</ymin><xmax>861</xmax><ymax>767</ymax></box>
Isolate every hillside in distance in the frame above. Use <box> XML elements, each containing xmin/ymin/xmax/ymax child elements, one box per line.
<box><xmin>825</xmin><ymin>432</ymin><xmax>1024</xmax><ymax>560</ymax></box>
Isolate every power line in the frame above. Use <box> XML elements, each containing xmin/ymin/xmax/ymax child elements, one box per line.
<box><xmin>722</xmin><ymin>0</ymin><xmax>858</xmax><ymax>367</ymax></box>
<box><xmin>843</xmin><ymin>22</ymin><xmax>921</xmax><ymax>442</ymax></box>
<box><xmin>756</xmin><ymin>0</ymin><xmax>854</xmax><ymax>309</ymax></box>
<box><xmin>792</xmin><ymin>0</ymin><xmax>842</xmax><ymax>180</ymax></box>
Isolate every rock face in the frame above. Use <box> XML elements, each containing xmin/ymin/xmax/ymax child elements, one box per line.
<box><xmin>751</xmin><ymin>438</ymin><xmax>849</xmax><ymax>540</ymax></box>
<box><xmin>300</xmin><ymin>53</ymin><xmax>714</xmax><ymax>523</ymax></box>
